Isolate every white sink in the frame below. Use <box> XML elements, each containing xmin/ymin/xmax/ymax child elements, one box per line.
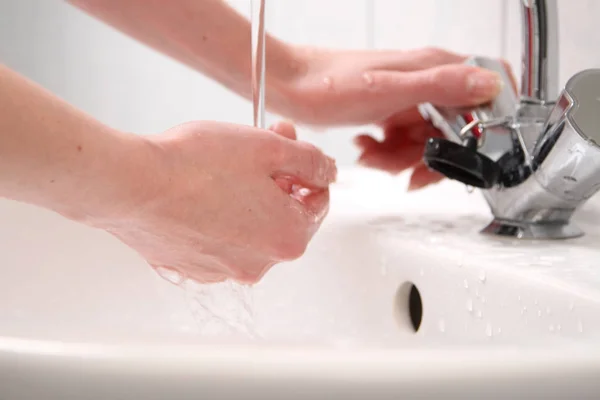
<box><xmin>2</xmin><ymin>167</ymin><xmax>600</xmax><ymax>399</ymax></box>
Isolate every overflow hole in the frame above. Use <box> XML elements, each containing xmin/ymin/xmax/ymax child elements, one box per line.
<box><xmin>394</xmin><ymin>282</ymin><xmax>423</xmax><ymax>332</ymax></box>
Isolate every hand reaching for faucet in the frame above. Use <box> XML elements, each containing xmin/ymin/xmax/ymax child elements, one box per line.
<box><xmin>287</xmin><ymin>47</ymin><xmax>516</xmax><ymax>189</ymax></box>
<box><xmin>284</xmin><ymin>47</ymin><xmax>510</xmax><ymax>127</ymax></box>
<box><xmin>354</xmin><ymin>108</ymin><xmax>446</xmax><ymax>191</ymax></box>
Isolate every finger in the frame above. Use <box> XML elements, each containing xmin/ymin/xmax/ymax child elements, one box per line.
<box><xmin>358</xmin><ymin>144</ymin><xmax>423</xmax><ymax>174</ymax></box>
<box><xmin>274</xmin><ymin>175</ymin><xmax>294</xmax><ymax>193</ymax></box>
<box><xmin>500</xmin><ymin>59</ymin><xmax>519</xmax><ymax>95</ymax></box>
<box><xmin>353</xmin><ymin>134</ymin><xmax>380</xmax><ymax>151</ymax></box>
<box><xmin>373</xmin><ymin>47</ymin><xmax>467</xmax><ymax>72</ymax></box>
<box><xmin>291</xmin><ymin>187</ymin><xmax>330</xmax><ymax>223</ymax></box>
<box><xmin>408</xmin><ymin>163</ymin><xmax>445</xmax><ymax>191</ymax></box>
<box><xmin>269</xmin><ymin>120</ymin><xmax>297</xmax><ymax>140</ymax></box>
<box><xmin>271</xmin><ymin>141</ymin><xmax>337</xmax><ymax>188</ymax></box>
<box><xmin>379</xmin><ymin>107</ymin><xmax>426</xmax><ymax>129</ymax></box>
<box><xmin>371</xmin><ymin>64</ymin><xmax>504</xmax><ymax>108</ymax></box>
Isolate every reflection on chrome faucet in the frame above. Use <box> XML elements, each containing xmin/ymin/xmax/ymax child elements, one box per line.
<box><xmin>419</xmin><ymin>0</ymin><xmax>600</xmax><ymax>240</ymax></box>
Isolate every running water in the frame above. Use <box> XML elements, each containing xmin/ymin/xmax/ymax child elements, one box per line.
<box><xmin>251</xmin><ymin>0</ymin><xmax>267</xmax><ymax>128</ymax></box>
<box><xmin>154</xmin><ymin>3</ymin><xmax>268</xmax><ymax>336</ymax></box>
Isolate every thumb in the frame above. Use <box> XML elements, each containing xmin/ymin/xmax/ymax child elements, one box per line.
<box><xmin>271</xmin><ymin>141</ymin><xmax>337</xmax><ymax>189</ymax></box>
<box><xmin>269</xmin><ymin>120</ymin><xmax>297</xmax><ymax>140</ymax></box>
<box><xmin>377</xmin><ymin>65</ymin><xmax>504</xmax><ymax>108</ymax></box>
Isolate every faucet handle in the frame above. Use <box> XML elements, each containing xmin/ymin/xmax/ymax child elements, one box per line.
<box><xmin>424</xmin><ymin>136</ymin><xmax>501</xmax><ymax>189</ymax></box>
<box><xmin>419</xmin><ymin>56</ymin><xmax>520</xmax><ymax>189</ymax></box>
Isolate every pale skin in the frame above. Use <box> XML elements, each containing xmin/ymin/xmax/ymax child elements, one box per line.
<box><xmin>0</xmin><ymin>0</ymin><xmax>511</xmax><ymax>284</ymax></box>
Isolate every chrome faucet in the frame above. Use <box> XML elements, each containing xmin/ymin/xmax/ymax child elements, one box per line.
<box><xmin>419</xmin><ymin>0</ymin><xmax>600</xmax><ymax>240</ymax></box>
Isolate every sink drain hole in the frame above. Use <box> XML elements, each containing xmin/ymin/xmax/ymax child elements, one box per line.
<box><xmin>394</xmin><ymin>282</ymin><xmax>423</xmax><ymax>332</ymax></box>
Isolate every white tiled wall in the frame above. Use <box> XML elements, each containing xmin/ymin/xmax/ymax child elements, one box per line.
<box><xmin>1</xmin><ymin>0</ymin><xmax>599</xmax><ymax>166</ymax></box>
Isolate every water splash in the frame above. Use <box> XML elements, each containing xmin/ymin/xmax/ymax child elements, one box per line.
<box><xmin>438</xmin><ymin>319</ymin><xmax>446</xmax><ymax>333</ymax></box>
<box><xmin>478</xmin><ymin>270</ymin><xmax>487</xmax><ymax>283</ymax></box>
<box><xmin>155</xmin><ymin>266</ymin><xmax>187</xmax><ymax>286</ymax></box>
<box><xmin>485</xmin><ymin>323</ymin><xmax>493</xmax><ymax>337</ymax></box>
<box><xmin>466</xmin><ymin>298</ymin><xmax>473</xmax><ymax>313</ymax></box>
<box><xmin>379</xmin><ymin>255</ymin><xmax>388</xmax><ymax>277</ymax></box>
<box><xmin>182</xmin><ymin>280</ymin><xmax>258</xmax><ymax>338</ymax></box>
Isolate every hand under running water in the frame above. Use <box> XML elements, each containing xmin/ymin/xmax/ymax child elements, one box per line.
<box><xmin>104</xmin><ymin>121</ymin><xmax>335</xmax><ymax>284</ymax></box>
<box><xmin>0</xmin><ymin>62</ymin><xmax>336</xmax><ymax>285</ymax></box>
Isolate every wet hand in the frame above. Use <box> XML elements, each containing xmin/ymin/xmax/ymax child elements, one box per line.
<box><xmin>97</xmin><ymin>121</ymin><xmax>336</xmax><ymax>284</ymax></box>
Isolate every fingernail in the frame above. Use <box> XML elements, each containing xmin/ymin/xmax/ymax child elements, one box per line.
<box><xmin>467</xmin><ymin>70</ymin><xmax>504</xmax><ymax>98</ymax></box>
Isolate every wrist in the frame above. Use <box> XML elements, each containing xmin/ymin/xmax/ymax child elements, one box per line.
<box><xmin>265</xmin><ymin>43</ymin><xmax>327</xmax><ymax>125</ymax></box>
<box><xmin>54</xmin><ymin>130</ymin><xmax>161</xmax><ymax>228</ymax></box>
<box><xmin>264</xmin><ymin>40</ymin><xmax>312</xmax><ymax>120</ymax></box>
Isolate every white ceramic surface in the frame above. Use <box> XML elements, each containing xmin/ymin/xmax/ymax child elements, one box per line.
<box><xmin>2</xmin><ymin>167</ymin><xmax>600</xmax><ymax>399</ymax></box>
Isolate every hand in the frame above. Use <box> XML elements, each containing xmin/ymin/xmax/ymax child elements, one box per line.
<box><xmin>354</xmin><ymin>107</ymin><xmax>445</xmax><ymax>191</ymax></box>
<box><xmin>285</xmin><ymin>46</ymin><xmax>516</xmax><ymax>190</ymax></box>
<box><xmin>96</xmin><ymin>121</ymin><xmax>336</xmax><ymax>284</ymax></box>
<box><xmin>286</xmin><ymin>47</ymin><xmax>512</xmax><ymax>127</ymax></box>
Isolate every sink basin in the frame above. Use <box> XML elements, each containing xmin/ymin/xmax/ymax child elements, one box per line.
<box><xmin>2</xmin><ymin>167</ymin><xmax>600</xmax><ymax>399</ymax></box>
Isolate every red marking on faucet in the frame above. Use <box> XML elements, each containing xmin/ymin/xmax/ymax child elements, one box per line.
<box><xmin>463</xmin><ymin>114</ymin><xmax>482</xmax><ymax>138</ymax></box>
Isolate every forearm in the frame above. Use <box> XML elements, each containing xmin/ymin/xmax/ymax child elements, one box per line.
<box><xmin>0</xmin><ymin>64</ymin><xmax>149</xmax><ymax>223</ymax></box>
<box><xmin>68</xmin><ymin>0</ymin><xmax>303</xmax><ymax>116</ymax></box>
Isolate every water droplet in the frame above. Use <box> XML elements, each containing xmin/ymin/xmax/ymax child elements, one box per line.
<box><xmin>556</xmin><ymin>324</ymin><xmax>561</xmax><ymax>332</ymax></box>
<box><xmin>464</xmin><ymin>279</ymin><xmax>469</xmax><ymax>289</ymax></box>
<box><xmin>479</xmin><ymin>270</ymin><xmax>487</xmax><ymax>283</ymax></box>
<box><xmin>380</xmin><ymin>256</ymin><xmax>388</xmax><ymax>277</ymax></box>
<box><xmin>475</xmin><ymin>288</ymin><xmax>480</xmax><ymax>298</ymax></box>
<box><xmin>497</xmin><ymin>327</ymin><xmax>502</xmax><ymax>334</ymax></box>
<box><xmin>155</xmin><ymin>266</ymin><xmax>186</xmax><ymax>286</ymax></box>
<box><xmin>466</xmin><ymin>299</ymin><xmax>473</xmax><ymax>313</ymax></box>
<box><xmin>466</xmin><ymin>185</ymin><xmax>475</xmax><ymax>194</ymax></box>
<box><xmin>534</xmin><ymin>299</ymin><xmax>538</xmax><ymax>305</ymax></box>
<box><xmin>537</xmin><ymin>310</ymin><xmax>542</xmax><ymax>317</ymax></box>
<box><xmin>569</xmin><ymin>301</ymin><xmax>575</xmax><ymax>311</ymax></box>
<box><xmin>546</xmin><ymin>307</ymin><xmax>551</xmax><ymax>315</ymax></box>
<box><xmin>481</xmin><ymin>296</ymin><xmax>486</xmax><ymax>304</ymax></box>
<box><xmin>485</xmin><ymin>323</ymin><xmax>493</xmax><ymax>337</ymax></box>
<box><xmin>323</xmin><ymin>76</ymin><xmax>333</xmax><ymax>89</ymax></box>
<box><xmin>476</xmin><ymin>310</ymin><xmax>483</xmax><ymax>319</ymax></box>
<box><xmin>578</xmin><ymin>320</ymin><xmax>584</xmax><ymax>333</ymax></box>
<box><xmin>549</xmin><ymin>324</ymin><xmax>555</xmax><ymax>332</ymax></box>
<box><xmin>521</xmin><ymin>306</ymin><xmax>527</xmax><ymax>315</ymax></box>
<box><xmin>362</xmin><ymin>72</ymin><xmax>374</xmax><ymax>86</ymax></box>
<box><xmin>438</xmin><ymin>319</ymin><xmax>446</xmax><ymax>333</ymax></box>
<box><xmin>518</xmin><ymin>295</ymin><xmax>521</xmax><ymax>301</ymax></box>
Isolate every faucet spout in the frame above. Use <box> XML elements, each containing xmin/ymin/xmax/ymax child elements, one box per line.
<box><xmin>520</xmin><ymin>0</ymin><xmax>559</xmax><ymax>103</ymax></box>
